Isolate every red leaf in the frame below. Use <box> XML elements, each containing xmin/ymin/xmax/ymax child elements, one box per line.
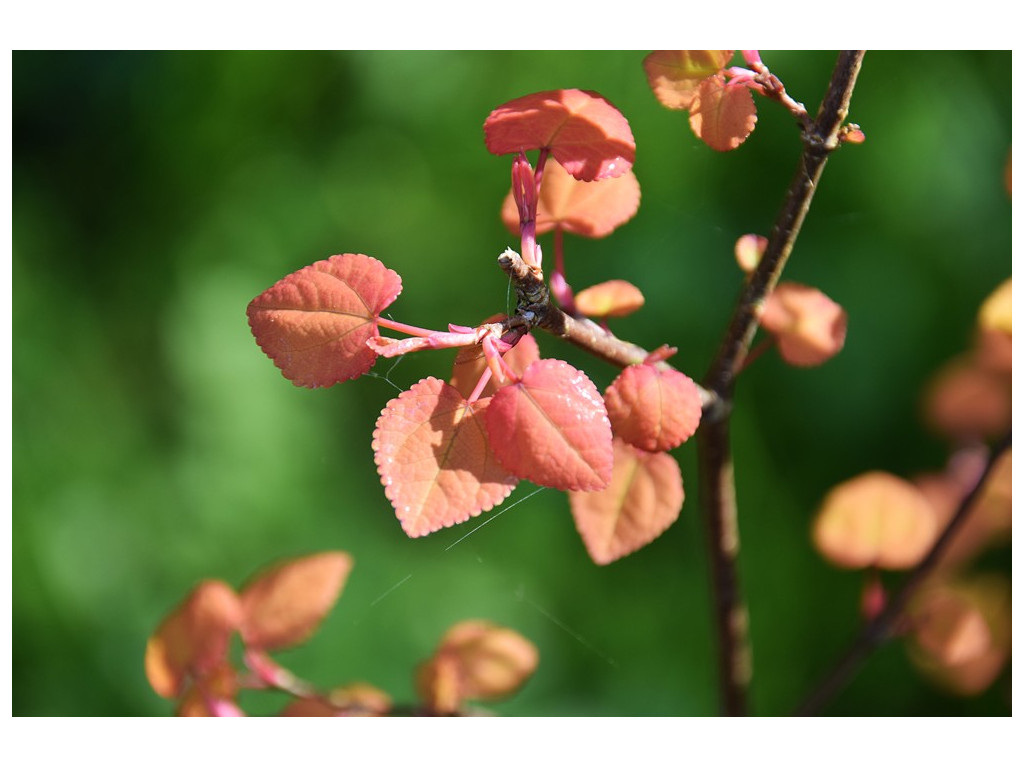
<box><xmin>484</xmin><ymin>89</ymin><xmax>635</xmax><ymax>181</ymax></box>
<box><xmin>450</xmin><ymin>330</ymin><xmax>540</xmax><ymax>400</ymax></box>
<box><xmin>373</xmin><ymin>378</ymin><xmax>519</xmax><ymax>537</ymax></box>
<box><xmin>689</xmin><ymin>74</ymin><xmax>757</xmax><ymax>152</ymax></box>
<box><xmin>484</xmin><ymin>359</ymin><xmax>613</xmax><ymax>491</ymax></box>
<box><xmin>642</xmin><ymin>50</ymin><xmax>735</xmax><ymax>110</ymax></box>
<box><xmin>145</xmin><ymin>580</ymin><xmax>243</xmax><ymax>699</ymax></box>
<box><xmin>500</xmin><ymin>161</ymin><xmax>641</xmax><ymax>238</ymax></box>
<box><xmin>247</xmin><ymin>254</ymin><xmax>403</xmax><ymax>388</ymax></box>
<box><xmin>570</xmin><ymin>439</ymin><xmax>684</xmax><ymax>565</ymax></box>
<box><xmin>604</xmin><ymin>364</ymin><xmax>702</xmax><ymax>452</ymax></box>
<box><xmin>239</xmin><ymin>551</ymin><xmax>353</xmax><ymax>651</ymax></box>
<box><xmin>574</xmin><ymin>280</ymin><xmax>645</xmax><ymax>318</ymax></box>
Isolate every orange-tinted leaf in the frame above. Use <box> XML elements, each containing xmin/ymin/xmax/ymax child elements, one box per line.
<box><xmin>484</xmin><ymin>89</ymin><xmax>635</xmax><ymax>181</ymax></box>
<box><xmin>450</xmin><ymin>330</ymin><xmax>540</xmax><ymax>400</ymax></box>
<box><xmin>570</xmin><ymin>439</ymin><xmax>684</xmax><ymax>565</ymax></box>
<box><xmin>175</xmin><ymin>663</ymin><xmax>241</xmax><ymax>716</ymax></box>
<box><xmin>145</xmin><ymin>580</ymin><xmax>242</xmax><ymax>699</ymax></box>
<box><xmin>642</xmin><ymin>50</ymin><xmax>734</xmax><ymax>110</ymax></box>
<box><xmin>977</xmin><ymin>278</ymin><xmax>1011</xmax><ymax>336</ymax></box>
<box><xmin>327</xmin><ymin>682</ymin><xmax>392</xmax><ymax>715</ymax></box>
<box><xmin>908</xmin><ymin>575</ymin><xmax>1011</xmax><ymax>695</ymax></box>
<box><xmin>923</xmin><ymin>356</ymin><xmax>1011</xmax><ymax>440</ymax></box>
<box><xmin>760</xmin><ymin>282</ymin><xmax>848</xmax><ymax>367</ymax></box>
<box><xmin>485</xmin><ymin>359</ymin><xmax>613</xmax><ymax>491</ymax></box>
<box><xmin>239</xmin><ymin>552</ymin><xmax>353</xmax><ymax>651</ymax></box>
<box><xmin>574</xmin><ymin>280</ymin><xmax>646</xmax><ymax>318</ymax></box>
<box><xmin>604</xmin><ymin>364</ymin><xmax>702</xmax><ymax>452</ymax></box>
<box><xmin>689</xmin><ymin>74</ymin><xmax>757</xmax><ymax>152</ymax></box>
<box><xmin>734</xmin><ymin>233</ymin><xmax>767</xmax><ymax>273</ymax></box>
<box><xmin>813</xmin><ymin>471</ymin><xmax>938</xmax><ymax>570</ymax></box>
<box><xmin>500</xmin><ymin>161</ymin><xmax>641</xmax><ymax>238</ymax></box>
<box><xmin>373</xmin><ymin>378</ymin><xmax>518</xmax><ymax>537</ymax></box>
<box><xmin>279</xmin><ymin>698</ymin><xmax>343</xmax><ymax>717</ymax></box>
<box><xmin>417</xmin><ymin>620</ymin><xmax>539</xmax><ymax>714</ymax></box>
<box><xmin>247</xmin><ymin>254</ymin><xmax>403</xmax><ymax>388</ymax></box>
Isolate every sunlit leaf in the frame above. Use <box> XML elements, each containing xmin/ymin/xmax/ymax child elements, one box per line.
<box><xmin>574</xmin><ymin>280</ymin><xmax>646</xmax><ymax>318</ymax></box>
<box><xmin>239</xmin><ymin>551</ymin><xmax>353</xmax><ymax>651</ymax></box>
<box><xmin>689</xmin><ymin>74</ymin><xmax>757</xmax><ymax>152</ymax></box>
<box><xmin>145</xmin><ymin>580</ymin><xmax>242</xmax><ymax>699</ymax></box>
<box><xmin>570</xmin><ymin>439</ymin><xmax>684</xmax><ymax>565</ymax></box>
<box><xmin>484</xmin><ymin>89</ymin><xmax>635</xmax><ymax>181</ymax></box>
<box><xmin>759</xmin><ymin>282</ymin><xmax>848</xmax><ymax>367</ymax></box>
<box><xmin>247</xmin><ymin>253</ymin><xmax>403</xmax><ymax>388</ymax></box>
<box><xmin>642</xmin><ymin>50</ymin><xmax>734</xmax><ymax>110</ymax></box>
<box><xmin>977</xmin><ymin>278</ymin><xmax>1011</xmax><ymax>336</ymax></box>
<box><xmin>416</xmin><ymin>620</ymin><xmax>539</xmax><ymax>714</ymax></box>
<box><xmin>373</xmin><ymin>377</ymin><xmax>518</xmax><ymax>537</ymax></box>
<box><xmin>500</xmin><ymin>161</ymin><xmax>641</xmax><ymax>238</ymax></box>
<box><xmin>923</xmin><ymin>355</ymin><xmax>1011</xmax><ymax>440</ymax></box>
<box><xmin>604</xmin><ymin>363</ymin><xmax>702</xmax><ymax>452</ymax></box>
<box><xmin>813</xmin><ymin>471</ymin><xmax>938</xmax><ymax>570</ymax></box>
<box><xmin>485</xmin><ymin>359</ymin><xmax>613</xmax><ymax>491</ymax></box>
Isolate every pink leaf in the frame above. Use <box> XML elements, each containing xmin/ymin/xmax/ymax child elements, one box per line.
<box><xmin>574</xmin><ymin>280</ymin><xmax>645</xmax><ymax>318</ymax></box>
<box><xmin>689</xmin><ymin>74</ymin><xmax>757</xmax><ymax>152</ymax></box>
<box><xmin>642</xmin><ymin>50</ymin><xmax>735</xmax><ymax>110</ymax></box>
<box><xmin>373</xmin><ymin>378</ymin><xmax>518</xmax><ymax>538</ymax></box>
<box><xmin>570</xmin><ymin>439</ymin><xmax>684</xmax><ymax>565</ymax></box>
<box><xmin>604</xmin><ymin>364</ymin><xmax>702</xmax><ymax>452</ymax></box>
<box><xmin>484</xmin><ymin>89</ymin><xmax>635</xmax><ymax>181</ymax></box>
<box><xmin>247</xmin><ymin>254</ymin><xmax>403</xmax><ymax>388</ymax></box>
<box><xmin>485</xmin><ymin>359</ymin><xmax>613</xmax><ymax>492</ymax></box>
<box><xmin>759</xmin><ymin>282</ymin><xmax>848</xmax><ymax>367</ymax></box>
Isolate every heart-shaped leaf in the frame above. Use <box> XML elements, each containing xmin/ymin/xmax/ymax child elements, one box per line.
<box><xmin>373</xmin><ymin>377</ymin><xmax>518</xmax><ymax>538</ymax></box>
<box><xmin>759</xmin><ymin>282</ymin><xmax>848</xmax><ymax>367</ymax></box>
<box><xmin>500</xmin><ymin>161</ymin><xmax>641</xmax><ymax>239</ymax></box>
<box><xmin>689</xmin><ymin>74</ymin><xmax>757</xmax><ymax>152</ymax></box>
<box><xmin>484</xmin><ymin>89</ymin><xmax>635</xmax><ymax>181</ymax></box>
<box><xmin>239</xmin><ymin>551</ymin><xmax>353</xmax><ymax>651</ymax></box>
<box><xmin>485</xmin><ymin>359</ymin><xmax>613</xmax><ymax>491</ymax></box>
<box><xmin>643</xmin><ymin>50</ymin><xmax>734</xmax><ymax>110</ymax></box>
<box><xmin>247</xmin><ymin>253</ymin><xmax>403</xmax><ymax>388</ymax></box>
<box><xmin>604</xmin><ymin>364</ymin><xmax>702</xmax><ymax>452</ymax></box>
<box><xmin>570</xmin><ymin>438</ymin><xmax>684</xmax><ymax>565</ymax></box>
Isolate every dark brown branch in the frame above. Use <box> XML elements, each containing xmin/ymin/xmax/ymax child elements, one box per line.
<box><xmin>698</xmin><ymin>51</ymin><xmax>865</xmax><ymax>716</ymax></box>
<box><xmin>795</xmin><ymin>432</ymin><xmax>1011</xmax><ymax>716</ymax></box>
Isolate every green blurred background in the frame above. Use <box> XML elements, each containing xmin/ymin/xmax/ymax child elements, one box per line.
<box><xmin>13</xmin><ymin>51</ymin><xmax>1011</xmax><ymax>716</ymax></box>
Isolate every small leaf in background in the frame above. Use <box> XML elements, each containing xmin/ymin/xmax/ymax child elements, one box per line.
<box><xmin>908</xmin><ymin>575</ymin><xmax>1011</xmax><ymax>695</ymax></box>
<box><xmin>923</xmin><ymin>355</ymin><xmax>1011</xmax><ymax>440</ymax></box>
<box><xmin>175</xmin><ymin>663</ymin><xmax>241</xmax><ymax>716</ymax></box>
<box><xmin>145</xmin><ymin>579</ymin><xmax>242</xmax><ymax>700</ymax></box>
<box><xmin>570</xmin><ymin>438</ymin><xmax>684</xmax><ymax>565</ymax></box>
<box><xmin>247</xmin><ymin>253</ymin><xmax>403</xmax><ymax>388</ymax></box>
<box><xmin>574</xmin><ymin>280</ymin><xmax>646</xmax><ymax>319</ymax></box>
<box><xmin>734</xmin><ymin>233</ymin><xmax>768</xmax><ymax>273</ymax></box>
<box><xmin>977</xmin><ymin>278</ymin><xmax>1011</xmax><ymax>336</ymax></box>
<box><xmin>500</xmin><ymin>161</ymin><xmax>641</xmax><ymax>239</ymax></box>
<box><xmin>813</xmin><ymin>471</ymin><xmax>938</xmax><ymax>570</ymax></box>
<box><xmin>485</xmin><ymin>359</ymin><xmax>613</xmax><ymax>492</ymax></box>
<box><xmin>642</xmin><ymin>50</ymin><xmax>734</xmax><ymax>110</ymax></box>
<box><xmin>604</xmin><ymin>363</ymin><xmax>702</xmax><ymax>452</ymax></box>
<box><xmin>759</xmin><ymin>282</ymin><xmax>848</xmax><ymax>367</ymax></box>
<box><xmin>239</xmin><ymin>551</ymin><xmax>353</xmax><ymax>651</ymax></box>
<box><xmin>689</xmin><ymin>74</ymin><xmax>758</xmax><ymax>152</ymax></box>
<box><xmin>484</xmin><ymin>89</ymin><xmax>635</xmax><ymax>181</ymax></box>
<box><xmin>450</xmin><ymin>329</ymin><xmax>540</xmax><ymax>400</ymax></box>
<box><xmin>416</xmin><ymin>620</ymin><xmax>539</xmax><ymax>714</ymax></box>
<box><xmin>373</xmin><ymin>378</ymin><xmax>518</xmax><ymax>537</ymax></box>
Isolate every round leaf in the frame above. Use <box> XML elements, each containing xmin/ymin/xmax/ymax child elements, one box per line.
<box><xmin>689</xmin><ymin>74</ymin><xmax>758</xmax><ymax>152</ymax></box>
<box><xmin>373</xmin><ymin>377</ymin><xmax>518</xmax><ymax>537</ymax></box>
<box><xmin>484</xmin><ymin>89</ymin><xmax>635</xmax><ymax>181</ymax></box>
<box><xmin>247</xmin><ymin>253</ymin><xmax>403</xmax><ymax>387</ymax></box>
<box><xmin>604</xmin><ymin>363</ymin><xmax>702</xmax><ymax>452</ymax></box>
<box><xmin>485</xmin><ymin>359</ymin><xmax>613</xmax><ymax>492</ymax></box>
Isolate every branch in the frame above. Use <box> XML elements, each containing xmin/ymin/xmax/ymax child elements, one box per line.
<box><xmin>698</xmin><ymin>51</ymin><xmax>865</xmax><ymax>716</ymax></box>
<box><xmin>794</xmin><ymin>432</ymin><xmax>1011</xmax><ymax>716</ymax></box>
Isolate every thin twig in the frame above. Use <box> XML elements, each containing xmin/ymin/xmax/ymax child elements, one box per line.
<box><xmin>698</xmin><ymin>51</ymin><xmax>865</xmax><ymax>716</ymax></box>
<box><xmin>795</xmin><ymin>432</ymin><xmax>1011</xmax><ymax>716</ymax></box>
